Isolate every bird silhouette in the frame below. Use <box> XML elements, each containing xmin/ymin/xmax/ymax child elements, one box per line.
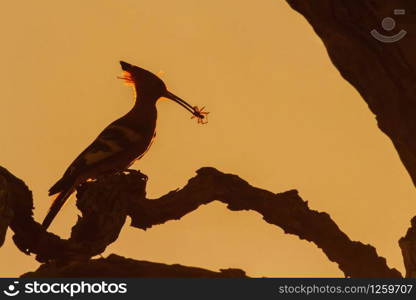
<box><xmin>42</xmin><ymin>61</ymin><xmax>206</xmax><ymax>229</ymax></box>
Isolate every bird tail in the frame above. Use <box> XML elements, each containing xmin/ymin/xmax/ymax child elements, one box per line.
<box><xmin>41</xmin><ymin>187</ymin><xmax>74</xmax><ymax>230</ymax></box>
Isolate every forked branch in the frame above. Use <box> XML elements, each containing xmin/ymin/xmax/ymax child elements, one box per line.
<box><xmin>0</xmin><ymin>166</ymin><xmax>402</xmax><ymax>277</ymax></box>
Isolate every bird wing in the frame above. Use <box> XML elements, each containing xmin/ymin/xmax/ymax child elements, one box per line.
<box><xmin>49</xmin><ymin>123</ymin><xmax>143</xmax><ymax>195</ymax></box>
<box><xmin>79</xmin><ymin>124</ymin><xmax>142</xmax><ymax>167</ymax></box>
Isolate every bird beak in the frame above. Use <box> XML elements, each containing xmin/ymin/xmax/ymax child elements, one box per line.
<box><xmin>164</xmin><ymin>90</ymin><xmax>203</xmax><ymax>118</ymax></box>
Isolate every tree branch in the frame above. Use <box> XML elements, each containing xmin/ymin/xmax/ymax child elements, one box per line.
<box><xmin>0</xmin><ymin>165</ymin><xmax>401</xmax><ymax>277</ymax></box>
<box><xmin>285</xmin><ymin>0</ymin><xmax>416</xmax><ymax>186</ymax></box>
<box><xmin>21</xmin><ymin>254</ymin><xmax>246</xmax><ymax>278</ymax></box>
<box><xmin>128</xmin><ymin>167</ymin><xmax>401</xmax><ymax>277</ymax></box>
<box><xmin>399</xmin><ymin>216</ymin><xmax>416</xmax><ymax>278</ymax></box>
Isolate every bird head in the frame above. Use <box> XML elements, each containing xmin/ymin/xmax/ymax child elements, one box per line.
<box><xmin>119</xmin><ymin>61</ymin><xmax>166</xmax><ymax>100</ymax></box>
<box><xmin>119</xmin><ymin>61</ymin><xmax>207</xmax><ymax>122</ymax></box>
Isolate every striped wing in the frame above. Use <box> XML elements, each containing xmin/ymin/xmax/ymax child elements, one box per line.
<box><xmin>71</xmin><ymin>124</ymin><xmax>142</xmax><ymax>172</ymax></box>
<box><xmin>49</xmin><ymin>124</ymin><xmax>142</xmax><ymax>195</ymax></box>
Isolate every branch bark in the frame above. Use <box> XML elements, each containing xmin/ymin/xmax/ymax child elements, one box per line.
<box><xmin>128</xmin><ymin>167</ymin><xmax>401</xmax><ymax>278</ymax></box>
<box><xmin>21</xmin><ymin>254</ymin><xmax>246</xmax><ymax>278</ymax></box>
<box><xmin>286</xmin><ymin>0</ymin><xmax>416</xmax><ymax>186</ymax></box>
<box><xmin>399</xmin><ymin>217</ymin><xmax>416</xmax><ymax>278</ymax></box>
<box><xmin>0</xmin><ymin>165</ymin><xmax>401</xmax><ymax>277</ymax></box>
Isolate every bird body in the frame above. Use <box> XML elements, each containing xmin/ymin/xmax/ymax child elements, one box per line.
<box><xmin>42</xmin><ymin>61</ymin><xmax>206</xmax><ymax>229</ymax></box>
<box><xmin>48</xmin><ymin>104</ymin><xmax>157</xmax><ymax>195</ymax></box>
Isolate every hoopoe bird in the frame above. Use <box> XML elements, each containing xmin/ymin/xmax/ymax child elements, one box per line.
<box><xmin>42</xmin><ymin>61</ymin><xmax>208</xmax><ymax>229</ymax></box>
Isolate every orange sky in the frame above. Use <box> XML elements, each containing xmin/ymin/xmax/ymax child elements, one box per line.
<box><xmin>1</xmin><ymin>0</ymin><xmax>415</xmax><ymax>277</ymax></box>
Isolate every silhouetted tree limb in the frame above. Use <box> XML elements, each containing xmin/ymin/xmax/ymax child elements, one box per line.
<box><xmin>0</xmin><ymin>166</ymin><xmax>76</xmax><ymax>262</ymax></box>
<box><xmin>21</xmin><ymin>254</ymin><xmax>246</xmax><ymax>278</ymax></box>
<box><xmin>285</xmin><ymin>0</ymin><xmax>416</xmax><ymax>186</ymax></box>
<box><xmin>0</xmin><ymin>166</ymin><xmax>245</xmax><ymax>277</ymax></box>
<box><xmin>400</xmin><ymin>217</ymin><xmax>416</xmax><ymax>278</ymax></box>
<box><xmin>0</xmin><ymin>169</ymin><xmax>14</xmax><ymax>247</ymax></box>
<box><xmin>0</xmin><ymin>165</ymin><xmax>401</xmax><ymax>277</ymax></box>
<box><xmin>285</xmin><ymin>0</ymin><xmax>416</xmax><ymax>278</ymax></box>
<box><xmin>127</xmin><ymin>167</ymin><xmax>401</xmax><ymax>278</ymax></box>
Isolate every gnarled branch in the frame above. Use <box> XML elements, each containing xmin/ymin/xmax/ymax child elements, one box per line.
<box><xmin>21</xmin><ymin>254</ymin><xmax>246</xmax><ymax>278</ymax></box>
<box><xmin>400</xmin><ymin>217</ymin><xmax>416</xmax><ymax>278</ymax></box>
<box><xmin>0</xmin><ymin>165</ymin><xmax>401</xmax><ymax>277</ymax></box>
<box><xmin>128</xmin><ymin>167</ymin><xmax>401</xmax><ymax>277</ymax></box>
<box><xmin>285</xmin><ymin>0</ymin><xmax>416</xmax><ymax>186</ymax></box>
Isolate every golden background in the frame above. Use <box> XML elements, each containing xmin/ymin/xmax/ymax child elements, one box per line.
<box><xmin>1</xmin><ymin>0</ymin><xmax>415</xmax><ymax>277</ymax></box>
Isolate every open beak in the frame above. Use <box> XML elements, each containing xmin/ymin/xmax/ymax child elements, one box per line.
<box><xmin>164</xmin><ymin>91</ymin><xmax>204</xmax><ymax>120</ymax></box>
